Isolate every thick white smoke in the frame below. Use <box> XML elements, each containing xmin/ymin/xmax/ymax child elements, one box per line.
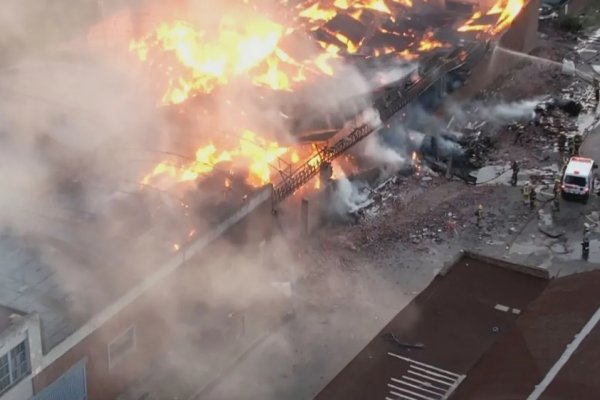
<box><xmin>362</xmin><ymin>134</ymin><xmax>406</xmax><ymax>171</ymax></box>
<box><xmin>369</xmin><ymin>63</ymin><xmax>418</xmax><ymax>87</ymax></box>
<box><xmin>330</xmin><ymin>177</ymin><xmax>370</xmax><ymax>215</ymax></box>
<box><xmin>447</xmin><ymin>98</ymin><xmax>542</xmax><ymax>126</ymax></box>
<box><xmin>482</xmin><ymin>99</ymin><xmax>540</xmax><ymax>121</ymax></box>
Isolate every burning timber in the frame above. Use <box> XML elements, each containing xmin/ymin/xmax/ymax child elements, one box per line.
<box><xmin>124</xmin><ymin>0</ymin><xmax>528</xmax><ymax>249</ymax></box>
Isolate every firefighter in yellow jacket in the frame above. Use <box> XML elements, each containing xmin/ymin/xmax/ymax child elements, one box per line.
<box><xmin>554</xmin><ymin>175</ymin><xmax>561</xmax><ymax>198</ymax></box>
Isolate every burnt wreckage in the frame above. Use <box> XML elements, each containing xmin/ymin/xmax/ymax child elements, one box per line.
<box><xmin>272</xmin><ymin>37</ymin><xmax>492</xmax><ymax>204</ymax></box>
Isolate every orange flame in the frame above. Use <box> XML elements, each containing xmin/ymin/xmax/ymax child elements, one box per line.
<box><xmin>142</xmin><ymin>130</ymin><xmax>289</xmax><ymax>188</ymax></box>
<box><xmin>458</xmin><ymin>0</ymin><xmax>524</xmax><ymax>34</ymax></box>
<box><xmin>417</xmin><ymin>31</ymin><xmax>446</xmax><ymax>52</ymax></box>
<box><xmin>130</xmin><ymin>13</ymin><xmax>342</xmax><ymax>104</ymax></box>
<box><xmin>130</xmin><ymin>17</ymin><xmax>284</xmax><ymax>104</ymax></box>
<box><xmin>411</xmin><ymin>151</ymin><xmax>421</xmax><ymax>175</ymax></box>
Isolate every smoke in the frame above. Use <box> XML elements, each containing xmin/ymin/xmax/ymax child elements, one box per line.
<box><xmin>480</xmin><ymin>99</ymin><xmax>540</xmax><ymax>121</ymax></box>
<box><xmin>367</xmin><ymin>62</ymin><xmax>418</xmax><ymax>88</ymax></box>
<box><xmin>447</xmin><ymin>98</ymin><xmax>542</xmax><ymax>126</ymax></box>
<box><xmin>0</xmin><ymin>1</ymin><xmax>420</xmax><ymax>398</ymax></box>
<box><xmin>362</xmin><ymin>134</ymin><xmax>406</xmax><ymax>171</ymax></box>
<box><xmin>329</xmin><ymin>178</ymin><xmax>370</xmax><ymax>216</ymax></box>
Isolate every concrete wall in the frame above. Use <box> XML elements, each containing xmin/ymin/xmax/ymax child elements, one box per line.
<box><xmin>1</xmin><ymin>379</ymin><xmax>32</xmax><ymax>400</ymax></box>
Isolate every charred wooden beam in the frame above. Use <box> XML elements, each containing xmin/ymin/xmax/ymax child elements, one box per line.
<box><xmin>323</xmin><ymin>14</ymin><xmax>368</xmax><ymax>44</ymax></box>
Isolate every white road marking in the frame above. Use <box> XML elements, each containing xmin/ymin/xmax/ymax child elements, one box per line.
<box><xmin>385</xmin><ymin>353</ymin><xmax>465</xmax><ymax>400</ymax></box>
<box><xmin>527</xmin><ymin>306</ymin><xmax>600</xmax><ymax>399</ymax></box>
<box><xmin>494</xmin><ymin>304</ymin><xmax>510</xmax><ymax>312</ymax></box>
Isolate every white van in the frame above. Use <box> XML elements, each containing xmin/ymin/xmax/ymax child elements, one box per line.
<box><xmin>561</xmin><ymin>156</ymin><xmax>597</xmax><ymax>202</ymax></box>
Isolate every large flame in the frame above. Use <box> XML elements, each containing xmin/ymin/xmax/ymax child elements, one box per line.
<box><xmin>135</xmin><ymin>0</ymin><xmax>526</xmax><ymax>191</ymax></box>
<box><xmin>130</xmin><ymin>1</ymin><xmax>468</xmax><ymax>106</ymax></box>
<box><xmin>130</xmin><ymin>16</ymin><xmax>290</xmax><ymax>104</ymax></box>
<box><xmin>142</xmin><ymin>130</ymin><xmax>290</xmax><ymax>188</ymax></box>
<box><xmin>458</xmin><ymin>0</ymin><xmax>524</xmax><ymax>34</ymax></box>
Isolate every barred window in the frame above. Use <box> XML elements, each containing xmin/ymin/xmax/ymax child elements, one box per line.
<box><xmin>0</xmin><ymin>340</ymin><xmax>30</xmax><ymax>395</ymax></box>
<box><xmin>10</xmin><ymin>342</ymin><xmax>29</xmax><ymax>382</ymax></box>
<box><xmin>0</xmin><ymin>354</ymin><xmax>10</xmax><ymax>393</ymax></box>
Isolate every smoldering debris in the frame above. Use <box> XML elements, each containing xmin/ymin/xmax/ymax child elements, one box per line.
<box><xmin>325</xmin><ymin>178</ymin><xmax>371</xmax><ymax>221</ymax></box>
<box><xmin>535</xmin><ymin>97</ymin><xmax>583</xmax><ymax>117</ymax></box>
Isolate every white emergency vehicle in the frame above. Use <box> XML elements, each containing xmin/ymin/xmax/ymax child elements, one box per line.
<box><xmin>561</xmin><ymin>156</ymin><xmax>597</xmax><ymax>202</ymax></box>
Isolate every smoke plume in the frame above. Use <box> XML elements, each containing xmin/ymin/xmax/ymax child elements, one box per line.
<box><xmin>0</xmin><ymin>2</ymin><xmax>422</xmax><ymax>399</ymax></box>
<box><xmin>447</xmin><ymin>98</ymin><xmax>542</xmax><ymax>126</ymax></box>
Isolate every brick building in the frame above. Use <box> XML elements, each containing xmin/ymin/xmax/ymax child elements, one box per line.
<box><xmin>0</xmin><ymin>186</ymin><xmax>271</xmax><ymax>400</ymax></box>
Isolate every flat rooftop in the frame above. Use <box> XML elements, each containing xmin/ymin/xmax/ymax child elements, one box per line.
<box><xmin>314</xmin><ymin>253</ymin><xmax>549</xmax><ymax>400</ymax></box>
<box><xmin>452</xmin><ymin>269</ymin><xmax>600</xmax><ymax>399</ymax></box>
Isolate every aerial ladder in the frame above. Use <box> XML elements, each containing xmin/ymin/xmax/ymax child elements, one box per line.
<box><xmin>271</xmin><ymin>38</ymin><xmax>490</xmax><ymax>206</ymax></box>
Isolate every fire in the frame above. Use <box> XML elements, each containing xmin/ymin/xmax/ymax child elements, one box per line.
<box><xmin>417</xmin><ymin>31</ymin><xmax>446</xmax><ymax>52</ymax></box>
<box><xmin>356</xmin><ymin>0</ymin><xmax>392</xmax><ymax>14</ymax></box>
<box><xmin>142</xmin><ymin>130</ymin><xmax>289</xmax><ymax>187</ymax></box>
<box><xmin>299</xmin><ymin>2</ymin><xmax>338</xmax><ymax>23</ymax></box>
<box><xmin>411</xmin><ymin>151</ymin><xmax>421</xmax><ymax>175</ymax></box>
<box><xmin>491</xmin><ymin>0</ymin><xmax>525</xmax><ymax>34</ymax></box>
<box><xmin>458</xmin><ymin>0</ymin><xmax>524</xmax><ymax>34</ymax></box>
<box><xmin>132</xmin><ymin>0</ymin><xmax>525</xmax><ymax>193</ymax></box>
<box><xmin>130</xmin><ymin>12</ymin><xmax>340</xmax><ymax>104</ymax></box>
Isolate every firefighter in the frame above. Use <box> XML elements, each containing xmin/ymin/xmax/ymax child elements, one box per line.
<box><xmin>554</xmin><ymin>175</ymin><xmax>562</xmax><ymax>198</ymax></box>
<box><xmin>573</xmin><ymin>134</ymin><xmax>583</xmax><ymax>156</ymax></box>
<box><xmin>582</xmin><ymin>226</ymin><xmax>591</xmax><ymax>260</ymax></box>
<box><xmin>594</xmin><ymin>77</ymin><xmax>600</xmax><ymax>103</ymax></box>
<box><xmin>447</xmin><ymin>212</ymin><xmax>457</xmax><ymax>235</ymax></box>
<box><xmin>475</xmin><ymin>204</ymin><xmax>483</xmax><ymax>228</ymax></box>
<box><xmin>529</xmin><ymin>186</ymin><xmax>537</xmax><ymax>210</ymax></box>
<box><xmin>522</xmin><ymin>181</ymin><xmax>532</xmax><ymax>205</ymax></box>
<box><xmin>567</xmin><ymin>136</ymin><xmax>575</xmax><ymax>156</ymax></box>
<box><xmin>510</xmin><ymin>160</ymin><xmax>519</xmax><ymax>186</ymax></box>
<box><xmin>557</xmin><ymin>133</ymin><xmax>566</xmax><ymax>154</ymax></box>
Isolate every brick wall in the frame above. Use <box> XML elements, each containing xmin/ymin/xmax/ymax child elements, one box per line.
<box><xmin>32</xmin><ymin>283</ymin><xmax>173</xmax><ymax>400</ymax></box>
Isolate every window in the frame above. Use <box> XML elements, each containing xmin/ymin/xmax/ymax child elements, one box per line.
<box><xmin>10</xmin><ymin>342</ymin><xmax>29</xmax><ymax>382</ymax></box>
<box><xmin>0</xmin><ymin>340</ymin><xmax>30</xmax><ymax>395</ymax></box>
<box><xmin>0</xmin><ymin>354</ymin><xmax>10</xmax><ymax>393</ymax></box>
<box><xmin>107</xmin><ymin>325</ymin><xmax>136</xmax><ymax>369</ymax></box>
<box><xmin>565</xmin><ymin>175</ymin><xmax>586</xmax><ymax>187</ymax></box>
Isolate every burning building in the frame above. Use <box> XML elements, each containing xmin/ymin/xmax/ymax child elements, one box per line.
<box><xmin>0</xmin><ymin>0</ymin><xmax>535</xmax><ymax>399</ymax></box>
